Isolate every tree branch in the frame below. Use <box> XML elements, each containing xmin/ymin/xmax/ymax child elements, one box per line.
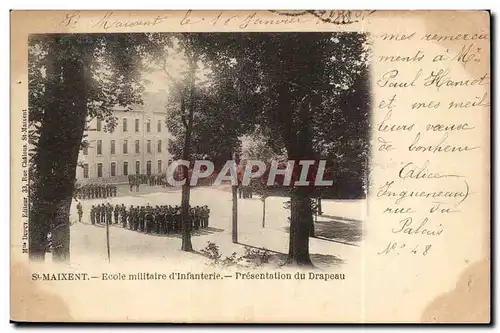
<box><xmin>180</xmin><ymin>93</ymin><xmax>188</xmax><ymax>129</ymax></box>
<box><xmin>160</xmin><ymin>58</ymin><xmax>179</xmax><ymax>85</ymax></box>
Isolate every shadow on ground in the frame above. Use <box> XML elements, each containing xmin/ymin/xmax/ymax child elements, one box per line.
<box><xmin>86</xmin><ymin>222</ymin><xmax>225</xmax><ymax>239</ymax></box>
<box><xmin>238</xmin><ymin>243</ymin><xmax>345</xmax><ymax>268</ymax></box>
<box><xmin>318</xmin><ymin>214</ymin><xmax>363</xmax><ymax>224</ymax></box>
<box><xmin>313</xmin><ymin>218</ymin><xmax>362</xmax><ymax>244</ymax></box>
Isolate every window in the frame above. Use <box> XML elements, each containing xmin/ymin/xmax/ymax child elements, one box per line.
<box><xmin>97</xmin><ymin>140</ymin><xmax>102</xmax><ymax>155</ymax></box>
<box><xmin>123</xmin><ymin>140</ymin><xmax>128</xmax><ymax>154</ymax></box>
<box><xmin>97</xmin><ymin>163</ymin><xmax>103</xmax><ymax>178</ymax></box>
<box><xmin>123</xmin><ymin>162</ymin><xmax>128</xmax><ymax>176</ymax></box>
<box><xmin>157</xmin><ymin>160</ymin><xmax>162</xmax><ymax>173</ymax></box>
<box><xmin>135</xmin><ymin>140</ymin><xmax>140</xmax><ymax>153</ymax></box>
<box><xmin>135</xmin><ymin>119</ymin><xmax>140</xmax><ymax>132</ymax></box>
<box><xmin>97</xmin><ymin>118</ymin><xmax>102</xmax><ymax>132</ymax></box>
<box><xmin>157</xmin><ymin>140</ymin><xmax>162</xmax><ymax>153</ymax></box>
<box><xmin>110</xmin><ymin>140</ymin><xmax>115</xmax><ymax>155</ymax></box>
<box><xmin>83</xmin><ymin>164</ymin><xmax>89</xmax><ymax>178</ymax></box>
<box><xmin>123</xmin><ymin>118</ymin><xmax>128</xmax><ymax>132</ymax></box>
<box><xmin>147</xmin><ymin>140</ymin><xmax>151</xmax><ymax>153</ymax></box>
<box><xmin>110</xmin><ymin>162</ymin><xmax>116</xmax><ymax>177</ymax></box>
<box><xmin>146</xmin><ymin>120</ymin><xmax>151</xmax><ymax>133</ymax></box>
<box><xmin>135</xmin><ymin>161</ymin><xmax>140</xmax><ymax>174</ymax></box>
<box><xmin>83</xmin><ymin>146</ymin><xmax>88</xmax><ymax>155</ymax></box>
<box><xmin>157</xmin><ymin>120</ymin><xmax>161</xmax><ymax>132</ymax></box>
<box><xmin>146</xmin><ymin>160</ymin><xmax>152</xmax><ymax>175</ymax></box>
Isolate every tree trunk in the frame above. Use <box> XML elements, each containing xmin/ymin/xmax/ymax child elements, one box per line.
<box><xmin>310</xmin><ymin>212</ymin><xmax>315</xmax><ymax>237</ymax></box>
<box><xmin>285</xmin><ymin>187</ymin><xmax>314</xmax><ymax>267</ymax></box>
<box><xmin>51</xmin><ymin>197</ymin><xmax>72</xmax><ymax>262</ymax></box>
<box><xmin>28</xmin><ymin>206</ymin><xmax>50</xmax><ymax>261</ymax></box>
<box><xmin>261</xmin><ymin>198</ymin><xmax>266</xmax><ymax>228</ymax></box>
<box><xmin>232</xmin><ymin>184</ymin><xmax>238</xmax><ymax>243</ymax></box>
<box><xmin>181</xmin><ymin>183</ymin><xmax>193</xmax><ymax>251</ymax></box>
<box><xmin>30</xmin><ymin>38</ymin><xmax>90</xmax><ymax>263</ymax></box>
<box><xmin>106</xmin><ymin>215</ymin><xmax>111</xmax><ymax>263</ymax></box>
<box><xmin>29</xmin><ymin>37</ymin><xmax>61</xmax><ymax>262</ymax></box>
<box><xmin>283</xmin><ymin>89</ymin><xmax>315</xmax><ymax>267</ymax></box>
<box><xmin>51</xmin><ymin>51</ymin><xmax>89</xmax><ymax>262</ymax></box>
<box><xmin>180</xmin><ymin>57</ymin><xmax>197</xmax><ymax>252</ymax></box>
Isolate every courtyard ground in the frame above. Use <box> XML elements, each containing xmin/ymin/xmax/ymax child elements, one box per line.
<box><xmin>68</xmin><ymin>186</ymin><xmax>365</xmax><ymax>270</ymax></box>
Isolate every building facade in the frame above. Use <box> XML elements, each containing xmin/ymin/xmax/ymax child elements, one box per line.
<box><xmin>75</xmin><ymin>104</ymin><xmax>172</xmax><ymax>183</ymax></box>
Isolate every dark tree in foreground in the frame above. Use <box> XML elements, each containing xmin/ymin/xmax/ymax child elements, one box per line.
<box><xmin>164</xmin><ymin>34</ymin><xmax>257</xmax><ymax>248</ymax></box>
<box><xmin>29</xmin><ymin>32</ymin><xmax>369</xmax><ymax>265</ymax></box>
<box><xmin>28</xmin><ymin>34</ymin><xmax>158</xmax><ymax>262</ymax></box>
<box><xmin>197</xmin><ymin>32</ymin><xmax>370</xmax><ymax>266</ymax></box>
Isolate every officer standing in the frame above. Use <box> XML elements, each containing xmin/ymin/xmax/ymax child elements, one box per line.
<box><xmin>204</xmin><ymin>205</ymin><xmax>210</xmax><ymax>228</ymax></box>
<box><xmin>157</xmin><ymin>207</ymin><xmax>166</xmax><ymax>234</ymax></box>
<box><xmin>90</xmin><ymin>205</ymin><xmax>96</xmax><ymax>225</ymax></box>
<box><xmin>166</xmin><ymin>206</ymin><xmax>173</xmax><ymax>233</ymax></box>
<box><xmin>191</xmin><ymin>207</ymin><xmax>198</xmax><ymax>230</ymax></box>
<box><xmin>139</xmin><ymin>206</ymin><xmax>145</xmax><ymax>231</ymax></box>
<box><xmin>129</xmin><ymin>206</ymin><xmax>135</xmax><ymax>230</ymax></box>
<box><xmin>106</xmin><ymin>203</ymin><xmax>113</xmax><ymax>225</ymax></box>
<box><xmin>114</xmin><ymin>204</ymin><xmax>120</xmax><ymax>224</ymax></box>
<box><xmin>120</xmin><ymin>204</ymin><xmax>126</xmax><ymax>218</ymax></box>
<box><xmin>145</xmin><ymin>207</ymin><xmax>154</xmax><ymax>233</ymax></box>
<box><xmin>135</xmin><ymin>178</ymin><xmax>140</xmax><ymax>192</ymax></box>
<box><xmin>76</xmin><ymin>202</ymin><xmax>83</xmax><ymax>223</ymax></box>
<box><xmin>121</xmin><ymin>205</ymin><xmax>128</xmax><ymax>228</ymax></box>
<box><xmin>95</xmin><ymin>205</ymin><xmax>101</xmax><ymax>224</ymax></box>
<box><xmin>174</xmin><ymin>206</ymin><xmax>181</xmax><ymax>233</ymax></box>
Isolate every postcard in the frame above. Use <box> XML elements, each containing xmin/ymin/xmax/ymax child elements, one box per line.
<box><xmin>10</xmin><ymin>10</ymin><xmax>490</xmax><ymax>323</ymax></box>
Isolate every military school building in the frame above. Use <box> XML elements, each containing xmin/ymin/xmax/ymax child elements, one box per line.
<box><xmin>75</xmin><ymin>92</ymin><xmax>172</xmax><ymax>183</ymax></box>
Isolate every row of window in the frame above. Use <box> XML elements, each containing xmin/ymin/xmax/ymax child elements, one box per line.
<box><xmin>83</xmin><ymin>140</ymin><xmax>162</xmax><ymax>155</ymax></box>
<box><xmin>83</xmin><ymin>160</ymin><xmax>163</xmax><ymax>178</ymax></box>
<box><xmin>96</xmin><ymin>118</ymin><xmax>163</xmax><ymax>133</ymax></box>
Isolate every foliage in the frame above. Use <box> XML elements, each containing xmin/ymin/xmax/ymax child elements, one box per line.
<box><xmin>200</xmin><ymin>241</ymin><xmax>222</xmax><ymax>264</ymax></box>
<box><xmin>201</xmin><ymin>242</ymin><xmax>272</xmax><ymax>268</ymax></box>
<box><xmin>192</xmin><ymin>32</ymin><xmax>370</xmax><ymax>198</ymax></box>
<box><xmin>28</xmin><ymin>33</ymin><xmax>166</xmax><ymax>261</ymax></box>
<box><xmin>201</xmin><ymin>241</ymin><xmax>243</xmax><ymax>267</ymax></box>
<box><xmin>243</xmin><ymin>247</ymin><xmax>271</xmax><ymax>266</ymax></box>
<box><xmin>28</xmin><ymin>32</ymin><xmax>370</xmax><ymax>263</ymax></box>
<box><xmin>28</xmin><ymin>33</ymin><xmax>161</xmax><ymax>185</ymax></box>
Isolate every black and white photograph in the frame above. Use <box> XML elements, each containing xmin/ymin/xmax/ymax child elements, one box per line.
<box><xmin>10</xmin><ymin>9</ymin><xmax>492</xmax><ymax>324</ymax></box>
<box><xmin>27</xmin><ymin>32</ymin><xmax>369</xmax><ymax>269</ymax></box>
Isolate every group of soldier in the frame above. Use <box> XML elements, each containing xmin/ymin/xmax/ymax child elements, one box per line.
<box><xmin>88</xmin><ymin>203</ymin><xmax>211</xmax><ymax>235</ymax></box>
<box><xmin>128</xmin><ymin>174</ymin><xmax>166</xmax><ymax>192</ymax></box>
<box><xmin>75</xmin><ymin>183</ymin><xmax>118</xmax><ymax>199</ymax></box>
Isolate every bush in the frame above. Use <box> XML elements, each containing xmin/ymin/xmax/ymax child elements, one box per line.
<box><xmin>221</xmin><ymin>252</ymin><xmax>243</xmax><ymax>266</ymax></box>
<box><xmin>201</xmin><ymin>241</ymin><xmax>222</xmax><ymax>265</ymax></box>
<box><xmin>243</xmin><ymin>246</ymin><xmax>271</xmax><ymax>265</ymax></box>
<box><xmin>201</xmin><ymin>242</ymin><xmax>274</xmax><ymax>268</ymax></box>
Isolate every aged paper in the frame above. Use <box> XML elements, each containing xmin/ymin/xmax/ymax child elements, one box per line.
<box><xmin>10</xmin><ymin>10</ymin><xmax>490</xmax><ymax>323</ymax></box>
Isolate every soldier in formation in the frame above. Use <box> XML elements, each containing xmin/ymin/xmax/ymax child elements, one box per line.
<box><xmin>89</xmin><ymin>203</ymin><xmax>210</xmax><ymax>235</ymax></box>
<box><xmin>75</xmin><ymin>183</ymin><xmax>118</xmax><ymax>199</ymax></box>
<box><xmin>128</xmin><ymin>174</ymin><xmax>166</xmax><ymax>192</ymax></box>
<box><xmin>89</xmin><ymin>203</ymin><xmax>115</xmax><ymax>225</ymax></box>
